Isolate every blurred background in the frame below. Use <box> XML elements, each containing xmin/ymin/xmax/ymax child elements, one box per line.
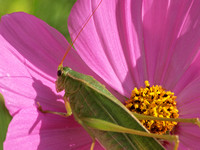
<box><xmin>0</xmin><ymin>0</ymin><xmax>76</xmax><ymax>149</ymax></box>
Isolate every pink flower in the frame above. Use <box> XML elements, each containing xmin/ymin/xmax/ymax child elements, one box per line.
<box><xmin>1</xmin><ymin>0</ymin><xmax>200</xmax><ymax>149</ymax></box>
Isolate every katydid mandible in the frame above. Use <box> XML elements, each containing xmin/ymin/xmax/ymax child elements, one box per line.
<box><xmin>37</xmin><ymin>0</ymin><xmax>188</xmax><ymax>149</ymax></box>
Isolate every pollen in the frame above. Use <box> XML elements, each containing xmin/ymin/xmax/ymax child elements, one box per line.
<box><xmin>125</xmin><ymin>81</ymin><xmax>179</xmax><ymax>135</ymax></box>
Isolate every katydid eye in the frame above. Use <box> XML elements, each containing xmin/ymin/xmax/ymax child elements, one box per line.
<box><xmin>57</xmin><ymin>70</ymin><xmax>62</xmax><ymax>76</ymax></box>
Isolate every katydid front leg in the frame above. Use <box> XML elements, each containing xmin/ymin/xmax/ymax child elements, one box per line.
<box><xmin>37</xmin><ymin>100</ymin><xmax>97</xmax><ymax>150</ymax></box>
<box><xmin>37</xmin><ymin>97</ymin><xmax>72</xmax><ymax>117</ymax></box>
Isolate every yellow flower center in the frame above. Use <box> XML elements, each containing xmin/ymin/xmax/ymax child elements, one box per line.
<box><xmin>125</xmin><ymin>81</ymin><xmax>179</xmax><ymax>135</ymax></box>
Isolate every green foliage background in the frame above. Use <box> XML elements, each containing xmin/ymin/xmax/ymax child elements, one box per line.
<box><xmin>0</xmin><ymin>0</ymin><xmax>76</xmax><ymax>149</ymax></box>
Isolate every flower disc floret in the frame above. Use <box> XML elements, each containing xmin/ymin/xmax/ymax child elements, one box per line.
<box><xmin>125</xmin><ymin>81</ymin><xmax>179</xmax><ymax>134</ymax></box>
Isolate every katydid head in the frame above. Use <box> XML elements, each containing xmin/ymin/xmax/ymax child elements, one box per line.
<box><xmin>56</xmin><ymin>66</ymin><xmax>72</xmax><ymax>92</ymax></box>
<box><xmin>57</xmin><ymin>64</ymin><xmax>72</xmax><ymax>76</ymax></box>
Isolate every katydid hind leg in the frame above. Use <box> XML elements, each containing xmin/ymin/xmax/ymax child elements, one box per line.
<box><xmin>133</xmin><ymin>112</ymin><xmax>200</xmax><ymax>128</ymax></box>
<box><xmin>82</xmin><ymin>117</ymin><xmax>179</xmax><ymax>150</ymax></box>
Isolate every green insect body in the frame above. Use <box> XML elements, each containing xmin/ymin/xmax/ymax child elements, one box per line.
<box><xmin>55</xmin><ymin>66</ymin><xmax>165</xmax><ymax>150</ymax></box>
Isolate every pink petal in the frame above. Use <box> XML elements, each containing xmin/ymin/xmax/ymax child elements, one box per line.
<box><xmin>174</xmin><ymin>71</ymin><xmax>200</xmax><ymax>116</ymax></box>
<box><xmin>174</xmin><ymin>123</ymin><xmax>200</xmax><ymax>149</ymax></box>
<box><xmin>68</xmin><ymin>0</ymin><xmax>147</xmax><ymax>97</ymax></box>
<box><xmin>0</xmin><ymin>12</ymin><xmax>95</xmax><ymax>79</ymax></box>
<box><xmin>142</xmin><ymin>0</ymin><xmax>170</xmax><ymax>84</ymax></box>
<box><xmin>176</xmin><ymin>143</ymin><xmax>188</xmax><ymax>150</ymax></box>
<box><xmin>178</xmin><ymin>99</ymin><xmax>200</xmax><ymax>118</ymax></box>
<box><xmin>0</xmin><ymin>72</ymin><xmax>64</xmax><ymax>115</ymax></box>
<box><xmin>171</xmin><ymin>52</ymin><xmax>200</xmax><ymax>113</ymax></box>
<box><xmin>142</xmin><ymin>0</ymin><xmax>200</xmax><ymax>90</ymax></box>
<box><xmin>0</xmin><ymin>30</ymin><xmax>66</xmax><ymax>115</ymax></box>
<box><xmin>176</xmin><ymin>79</ymin><xmax>200</xmax><ymax>117</ymax></box>
<box><xmin>4</xmin><ymin>107</ymin><xmax>104</xmax><ymax>150</ymax></box>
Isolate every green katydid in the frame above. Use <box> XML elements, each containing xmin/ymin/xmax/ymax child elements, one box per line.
<box><xmin>37</xmin><ymin>0</ymin><xmax>200</xmax><ymax>150</ymax></box>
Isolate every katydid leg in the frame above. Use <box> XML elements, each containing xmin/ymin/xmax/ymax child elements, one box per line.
<box><xmin>82</xmin><ymin>118</ymin><xmax>179</xmax><ymax>150</ymax></box>
<box><xmin>132</xmin><ymin>112</ymin><xmax>200</xmax><ymax>128</ymax></box>
<box><xmin>37</xmin><ymin>100</ymin><xmax>72</xmax><ymax>117</ymax></box>
<box><xmin>64</xmin><ymin>96</ymin><xmax>72</xmax><ymax>116</ymax></box>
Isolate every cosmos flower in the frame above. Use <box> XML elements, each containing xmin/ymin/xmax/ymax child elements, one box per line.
<box><xmin>1</xmin><ymin>0</ymin><xmax>200</xmax><ymax>149</ymax></box>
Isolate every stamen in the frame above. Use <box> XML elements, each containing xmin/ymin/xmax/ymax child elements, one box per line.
<box><xmin>125</xmin><ymin>81</ymin><xmax>179</xmax><ymax>135</ymax></box>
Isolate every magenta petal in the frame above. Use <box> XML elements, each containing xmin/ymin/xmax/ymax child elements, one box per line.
<box><xmin>171</xmin><ymin>52</ymin><xmax>200</xmax><ymax>112</ymax></box>
<box><xmin>175</xmin><ymin>77</ymin><xmax>200</xmax><ymax>116</ymax></box>
<box><xmin>142</xmin><ymin>0</ymin><xmax>170</xmax><ymax>84</ymax></box>
<box><xmin>4</xmin><ymin>107</ymin><xmax>104</xmax><ymax>150</ymax></box>
<box><xmin>175</xmin><ymin>143</ymin><xmax>188</xmax><ymax>150</ymax></box>
<box><xmin>142</xmin><ymin>0</ymin><xmax>200</xmax><ymax>89</ymax></box>
<box><xmin>68</xmin><ymin>0</ymin><xmax>148</xmax><ymax>97</ymax></box>
<box><xmin>0</xmin><ymin>31</ymin><xmax>66</xmax><ymax>115</ymax></box>
<box><xmin>177</xmin><ymin>100</ymin><xmax>200</xmax><ymax>119</ymax></box>
<box><xmin>175</xmin><ymin>123</ymin><xmax>200</xmax><ymax>149</ymax></box>
<box><xmin>0</xmin><ymin>12</ymin><xmax>94</xmax><ymax>79</ymax></box>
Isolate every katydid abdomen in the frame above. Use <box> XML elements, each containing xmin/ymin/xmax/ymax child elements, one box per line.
<box><xmin>56</xmin><ymin>67</ymin><xmax>164</xmax><ymax>150</ymax></box>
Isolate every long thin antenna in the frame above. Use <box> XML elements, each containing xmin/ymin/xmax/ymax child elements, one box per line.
<box><xmin>59</xmin><ymin>0</ymin><xmax>102</xmax><ymax>66</ymax></box>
